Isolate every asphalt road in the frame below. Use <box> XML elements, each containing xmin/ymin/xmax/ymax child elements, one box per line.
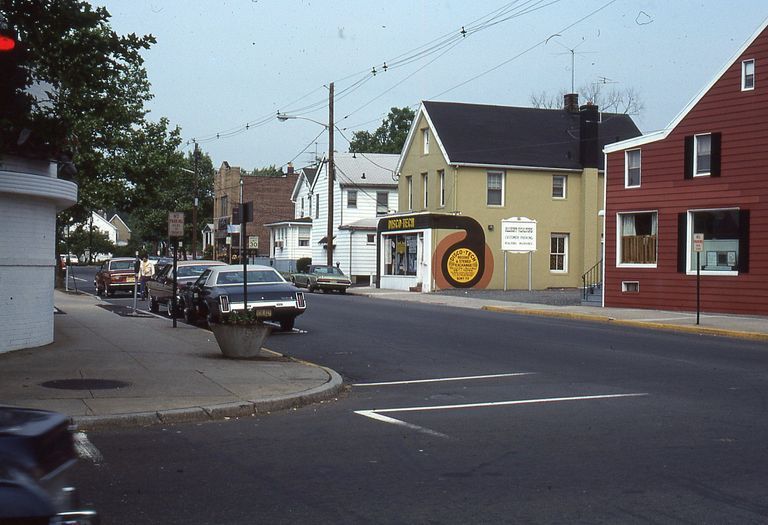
<box><xmin>63</xmin><ymin>266</ymin><xmax>768</xmax><ymax>524</ymax></box>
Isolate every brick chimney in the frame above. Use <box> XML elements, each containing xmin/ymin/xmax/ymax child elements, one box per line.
<box><xmin>579</xmin><ymin>103</ymin><xmax>599</xmax><ymax>169</ymax></box>
<box><xmin>286</xmin><ymin>162</ymin><xmax>294</xmax><ymax>174</ymax></box>
<box><xmin>563</xmin><ymin>93</ymin><xmax>579</xmax><ymax>113</ymax></box>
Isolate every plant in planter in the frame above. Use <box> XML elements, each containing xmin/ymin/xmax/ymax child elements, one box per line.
<box><xmin>210</xmin><ymin>309</ymin><xmax>273</xmax><ymax>358</ymax></box>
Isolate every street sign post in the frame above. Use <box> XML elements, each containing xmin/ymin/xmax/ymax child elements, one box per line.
<box><xmin>693</xmin><ymin>233</ymin><xmax>704</xmax><ymax>325</ymax></box>
<box><xmin>168</xmin><ymin>212</ymin><xmax>184</xmax><ymax>238</ymax></box>
<box><xmin>501</xmin><ymin>217</ymin><xmax>537</xmax><ymax>291</ymax></box>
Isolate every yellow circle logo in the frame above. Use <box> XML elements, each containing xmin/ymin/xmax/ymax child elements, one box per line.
<box><xmin>446</xmin><ymin>247</ymin><xmax>479</xmax><ymax>283</ymax></box>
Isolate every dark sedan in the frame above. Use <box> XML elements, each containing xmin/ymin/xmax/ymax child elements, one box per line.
<box><xmin>180</xmin><ymin>264</ymin><xmax>306</xmax><ymax>331</ymax></box>
<box><xmin>147</xmin><ymin>260</ymin><xmax>226</xmax><ymax>316</ymax></box>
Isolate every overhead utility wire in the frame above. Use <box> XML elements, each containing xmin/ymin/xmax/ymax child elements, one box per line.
<box><xmin>185</xmin><ymin>0</ymin><xmax>553</xmax><ymax>147</ymax></box>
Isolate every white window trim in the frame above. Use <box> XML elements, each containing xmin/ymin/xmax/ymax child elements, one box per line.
<box><xmin>615</xmin><ymin>210</ymin><xmax>658</xmax><ymax>268</ymax></box>
<box><xmin>624</xmin><ymin>149</ymin><xmax>641</xmax><ymax>188</ymax></box>
<box><xmin>439</xmin><ymin>170</ymin><xmax>445</xmax><ymax>207</ymax></box>
<box><xmin>406</xmin><ymin>176</ymin><xmax>413</xmax><ymax>211</ymax></box>
<box><xmin>621</xmin><ymin>281</ymin><xmax>640</xmax><ymax>293</ymax></box>
<box><xmin>422</xmin><ymin>129</ymin><xmax>430</xmax><ymax>154</ymax></box>
<box><xmin>486</xmin><ymin>170</ymin><xmax>505</xmax><ymax>207</ymax></box>
<box><xmin>742</xmin><ymin>59</ymin><xmax>755</xmax><ymax>91</ymax></box>
<box><xmin>692</xmin><ymin>133</ymin><xmax>712</xmax><ymax>177</ymax></box>
<box><xmin>552</xmin><ymin>175</ymin><xmax>567</xmax><ymax>199</ymax></box>
<box><xmin>685</xmin><ymin>207</ymin><xmax>739</xmax><ymax>276</ymax></box>
<box><xmin>550</xmin><ymin>233</ymin><xmax>569</xmax><ymax>273</ymax></box>
<box><xmin>422</xmin><ymin>173</ymin><xmax>428</xmax><ymax>209</ymax></box>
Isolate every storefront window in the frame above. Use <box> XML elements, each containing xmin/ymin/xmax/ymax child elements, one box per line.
<box><xmin>384</xmin><ymin>234</ymin><xmax>418</xmax><ymax>276</ymax></box>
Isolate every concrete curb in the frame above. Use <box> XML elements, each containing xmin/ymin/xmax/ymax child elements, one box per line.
<box><xmin>72</xmin><ymin>365</ymin><xmax>344</xmax><ymax>432</ymax></box>
<box><xmin>481</xmin><ymin>306</ymin><xmax>768</xmax><ymax>342</ymax></box>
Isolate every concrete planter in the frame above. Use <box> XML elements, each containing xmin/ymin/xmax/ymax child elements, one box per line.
<box><xmin>210</xmin><ymin>322</ymin><xmax>272</xmax><ymax>358</ymax></box>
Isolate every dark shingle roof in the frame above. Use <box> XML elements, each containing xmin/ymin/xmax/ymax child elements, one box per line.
<box><xmin>423</xmin><ymin>101</ymin><xmax>641</xmax><ymax>170</ymax></box>
<box><xmin>302</xmin><ymin>167</ymin><xmax>318</xmax><ymax>185</ymax></box>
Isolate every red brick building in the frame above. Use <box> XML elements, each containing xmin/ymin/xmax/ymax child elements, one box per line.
<box><xmin>603</xmin><ymin>19</ymin><xmax>768</xmax><ymax>315</ymax></box>
<box><xmin>213</xmin><ymin>162</ymin><xmax>298</xmax><ymax>261</ymax></box>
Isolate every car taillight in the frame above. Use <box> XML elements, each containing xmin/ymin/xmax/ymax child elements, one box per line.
<box><xmin>219</xmin><ymin>295</ymin><xmax>231</xmax><ymax>313</ymax></box>
<box><xmin>296</xmin><ymin>292</ymin><xmax>306</xmax><ymax>308</ymax></box>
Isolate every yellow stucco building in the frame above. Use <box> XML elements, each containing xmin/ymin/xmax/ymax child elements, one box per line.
<box><xmin>376</xmin><ymin>97</ymin><xmax>640</xmax><ymax>293</ymax></box>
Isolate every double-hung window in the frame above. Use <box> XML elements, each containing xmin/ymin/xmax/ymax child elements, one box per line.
<box><xmin>550</xmin><ymin>234</ymin><xmax>568</xmax><ymax>272</ymax></box>
<box><xmin>625</xmin><ymin>150</ymin><xmax>641</xmax><ymax>187</ymax></box>
<box><xmin>694</xmin><ymin>134</ymin><xmax>711</xmax><ymax>176</ymax></box>
<box><xmin>422</xmin><ymin>173</ymin><xmax>428</xmax><ymax>209</ymax></box>
<box><xmin>742</xmin><ymin>59</ymin><xmax>755</xmax><ymax>91</ymax></box>
<box><xmin>406</xmin><ymin>176</ymin><xmax>413</xmax><ymax>211</ymax></box>
<box><xmin>552</xmin><ymin>175</ymin><xmax>567</xmax><ymax>199</ymax></box>
<box><xmin>617</xmin><ymin>212</ymin><xmax>657</xmax><ymax>265</ymax></box>
<box><xmin>347</xmin><ymin>190</ymin><xmax>357</xmax><ymax>208</ymax></box>
<box><xmin>422</xmin><ymin>129</ymin><xmax>430</xmax><ymax>154</ymax></box>
<box><xmin>376</xmin><ymin>192</ymin><xmax>389</xmax><ymax>216</ymax></box>
<box><xmin>685</xmin><ymin>132</ymin><xmax>721</xmax><ymax>178</ymax></box>
<box><xmin>487</xmin><ymin>171</ymin><xmax>504</xmax><ymax>206</ymax></box>
<box><xmin>315</xmin><ymin>195</ymin><xmax>319</xmax><ymax>219</ymax></box>
<box><xmin>438</xmin><ymin>170</ymin><xmax>445</xmax><ymax>207</ymax></box>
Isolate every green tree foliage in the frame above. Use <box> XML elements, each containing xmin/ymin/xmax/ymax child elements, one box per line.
<box><xmin>59</xmin><ymin>225</ymin><xmax>114</xmax><ymax>263</ymax></box>
<box><xmin>348</xmin><ymin>106</ymin><xmax>415</xmax><ymax>154</ymax></box>
<box><xmin>129</xmin><ymin>148</ymin><xmax>215</xmax><ymax>255</ymax></box>
<box><xmin>247</xmin><ymin>165</ymin><xmax>285</xmax><ymax>177</ymax></box>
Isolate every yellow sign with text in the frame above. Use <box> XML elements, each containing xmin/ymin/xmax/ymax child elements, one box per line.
<box><xmin>446</xmin><ymin>247</ymin><xmax>479</xmax><ymax>284</ymax></box>
<box><xmin>386</xmin><ymin>216</ymin><xmax>416</xmax><ymax>230</ymax></box>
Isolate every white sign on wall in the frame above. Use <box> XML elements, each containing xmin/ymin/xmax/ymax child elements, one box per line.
<box><xmin>501</xmin><ymin>217</ymin><xmax>537</xmax><ymax>252</ymax></box>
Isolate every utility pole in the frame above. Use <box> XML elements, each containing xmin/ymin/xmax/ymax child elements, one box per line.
<box><xmin>327</xmin><ymin>81</ymin><xmax>334</xmax><ymax>267</ymax></box>
<box><xmin>192</xmin><ymin>143</ymin><xmax>199</xmax><ymax>260</ymax></box>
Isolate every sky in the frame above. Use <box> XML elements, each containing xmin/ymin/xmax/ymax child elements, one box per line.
<box><xmin>97</xmin><ymin>0</ymin><xmax>768</xmax><ymax>170</ymax></box>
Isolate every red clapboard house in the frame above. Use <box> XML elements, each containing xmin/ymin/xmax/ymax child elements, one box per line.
<box><xmin>603</xmin><ymin>19</ymin><xmax>768</xmax><ymax>315</ymax></box>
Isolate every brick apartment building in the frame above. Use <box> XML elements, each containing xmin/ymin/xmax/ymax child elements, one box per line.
<box><xmin>212</xmin><ymin>162</ymin><xmax>298</xmax><ymax>261</ymax></box>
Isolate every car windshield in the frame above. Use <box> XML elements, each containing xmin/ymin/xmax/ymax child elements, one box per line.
<box><xmin>314</xmin><ymin>266</ymin><xmax>345</xmax><ymax>276</ymax></box>
<box><xmin>215</xmin><ymin>270</ymin><xmax>283</xmax><ymax>285</ymax></box>
<box><xmin>110</xmin><ymin>260</ymin><xmax>134</xmax><ymax>271</ymax></box>
<box><xmin>177</xmin><ymin>265</ymin><xmax>213</xmax><ymax>278</ymax></box>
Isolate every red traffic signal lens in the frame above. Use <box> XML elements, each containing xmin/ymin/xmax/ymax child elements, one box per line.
<box><xmin>0</xmin><ymin>35</ymin><xmax>16</xmax><ymax>51</ymax></box>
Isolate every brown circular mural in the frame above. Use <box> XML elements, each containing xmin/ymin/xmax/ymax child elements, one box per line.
<box><xmin>433</xmin><ymin>232</ymin><xmax>494</xmax><ymax>289</ymax></box>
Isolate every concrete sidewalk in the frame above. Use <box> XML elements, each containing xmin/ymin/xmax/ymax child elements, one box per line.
<box><xmin>348</xmin><ymin>287</ymin><xmax>768</xmax><ymax>342</ymax></box>
<box><xmin>0</xmin><ymin>291</ymin><xmax>343</xmax><ymax>431</ymax></box>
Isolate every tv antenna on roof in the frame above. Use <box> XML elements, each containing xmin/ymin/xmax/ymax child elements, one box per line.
<box><xmin>547</xmin><ymin>36</ymin><xmax>597</xmax><ymax>94</ymax></box>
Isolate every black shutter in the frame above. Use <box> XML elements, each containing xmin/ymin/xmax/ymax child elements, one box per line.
<box><xmin>677</xmin><ymin>212</ymin><xmax>687</xmax><ymax>273</ymax></box>
<box><xmin>710</xmin><ymin>132</ymin><xmax>722</xmax><ymax>177</ymax></box>
<box><xmin>684</xmin><ymin>136</ymin><xmax>694</xmax><ymax>179</ymax></box>
<box><xmin>738</xmin><ymin>209</ymin><xmax>749</xmax><ymax>273</ymax></box>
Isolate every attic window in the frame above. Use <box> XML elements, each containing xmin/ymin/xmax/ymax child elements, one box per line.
<box><xmin>422</xmin><ymin>128</ymin><xmax>430</xmax><ymax>154</ymax></box>
<box><xmin>742</xmin><ymin>59</ymin><xmax>755</xmax><ymax>91</ymax></box>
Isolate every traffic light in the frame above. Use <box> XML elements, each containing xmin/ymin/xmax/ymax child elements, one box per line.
<box><xmin>0</xmin><ymin>21</ymin><xmax>34</xmax><ymax>153</ymax></box>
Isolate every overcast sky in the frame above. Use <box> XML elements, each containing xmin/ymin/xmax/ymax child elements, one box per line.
<box><xmin>97</xmin><ymin>0</ymin><xmax>767</xmax><ymax>170</ymax></box>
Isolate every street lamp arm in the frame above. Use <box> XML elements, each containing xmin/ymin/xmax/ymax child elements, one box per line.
<box><xmin>276</xmin><ymin>112</ymin><xmax>329</xmax><ymax>129</ymax></box>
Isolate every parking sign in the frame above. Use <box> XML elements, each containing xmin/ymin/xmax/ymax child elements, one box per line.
<box><xmin>168</xmin><ymin>212</ymin><xmax>184</xmax><ymax>237</ymax></box>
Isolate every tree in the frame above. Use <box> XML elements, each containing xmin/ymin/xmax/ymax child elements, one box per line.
<box><xmin>247</xmin><ymin>165</ymin><xmax>284</xmax><ymax>177</ymax></box>
<box><xmin>349</xmin><ymin>106</ymin><xmax>415</xmax><ymax>154</ymax></box>
<box><xmin>530</xmin><ymin>84</ymin><xmax>644</xmax><ymax>115</ymax></box>
<box><xmin>59</xmin><ymin>225</ymin><xmax>114</xmax><ymax>263</ymax></box>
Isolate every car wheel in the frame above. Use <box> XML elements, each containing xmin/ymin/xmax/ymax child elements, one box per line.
<box><xmin>183</xmin><ymin>306</ymin><xmax>198</xmax><ymax>325</ymax></box>
<box><xmin>308</xmin><ymin>283</ymin><xmax>315</xmax><ymax>293</ymax></box>
<box><xmin>149</xmin><ymin>295</ymin><xmax>159</xmax><ymax>313</ymax></box>
<box><xmin>106</xmin><ymin>287</ymin><xmax>114</xmax><ymax>297</ymax></box>
<box><xmin>280</xmin><ymin>317</ymin><xmax>295</xmax><ymax>332</ymax></box>
<box><xmin>339</xmin><ymin>288</ymin><xmax>346</xmax><ymax>294</ymax></box>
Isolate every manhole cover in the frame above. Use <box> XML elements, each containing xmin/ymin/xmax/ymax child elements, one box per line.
<box><xmin>41</xmin><ymin>379</ymin><xmax>131</xmax><ymax>390</ymax></box>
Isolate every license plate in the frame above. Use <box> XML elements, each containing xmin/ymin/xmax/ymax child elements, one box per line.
<box><xmin>126</xmin><ymin>276</ymin><xmax>135</xmax><ymax>282</ymax></box>
<box><xmin>253</xmin><ymin>307</ymin><xmax>273</xmax><ymax>318</ymax></box>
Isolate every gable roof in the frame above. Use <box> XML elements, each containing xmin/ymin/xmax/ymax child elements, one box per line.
<box><xmin>399</xmin><ymin>100</ymin><xmax>640</xmax><ymax>172</ymax></box>
<box><xmin>334</xmin><ymin>152</ymin><xmax>398</xmax><ymax>187</ymax></box>
<box><xmin>290</xmin><ymin>165</ymin><xmax>320</xmax><ymax>201</ymax></box>
<box><xmin>605</xmin><ymin>17</ymin><xmax>768</xmax><ymax>153</ymax></box>
<box><xmin>108</xmin><ymin>213</ymin><xmax>131</xmax><ymax>232</ymax></box>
